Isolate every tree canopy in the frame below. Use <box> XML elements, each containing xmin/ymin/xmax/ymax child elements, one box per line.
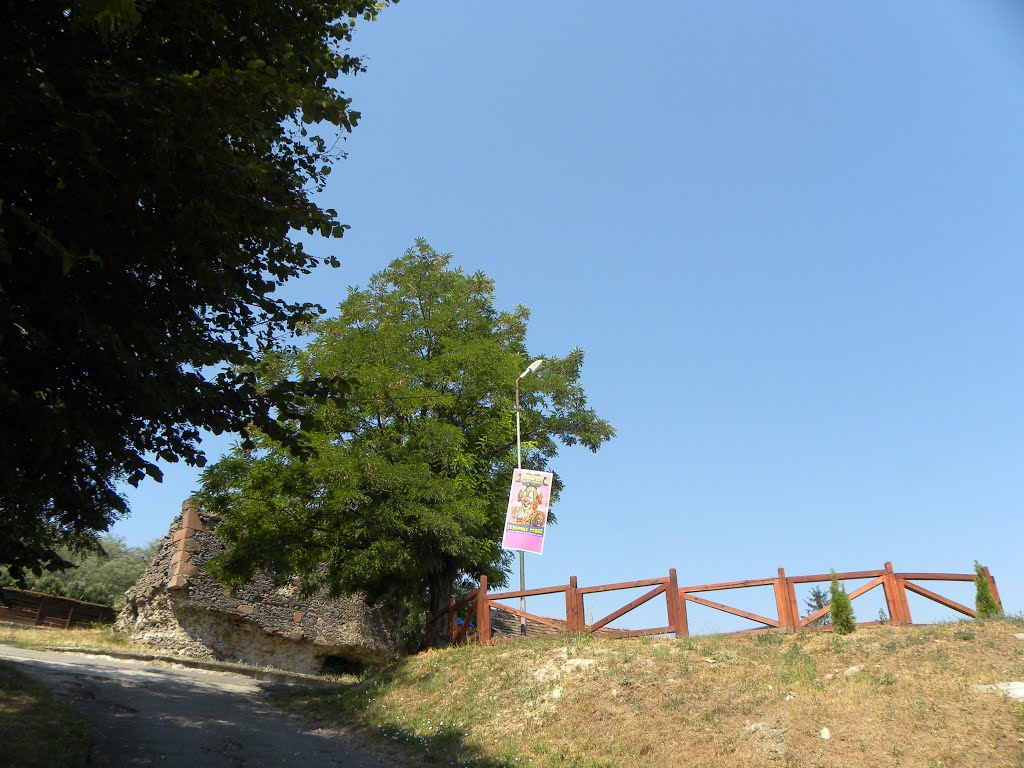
<box><xmin>198</xmin><ymin>240</ymin><xmax>614</xmax><ymax>627</ymax></box>
<box><xmin>0</xmin><ymin>535</ymin><xmax>158</xmax><ymax>609</ymax></box>
<box><xmin>0</xmin><ymin>0</ymin><xmax>388</xmax><ymax>576</ymax></box>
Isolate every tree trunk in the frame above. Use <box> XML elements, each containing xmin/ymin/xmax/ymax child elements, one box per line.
<box><xmin>427</xmin><ymin>564</ymin><xmax>458</xmax><ymax>649</ymax></box>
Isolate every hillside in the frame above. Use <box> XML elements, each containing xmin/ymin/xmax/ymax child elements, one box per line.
<box><xmin>278</xmin><ymin>619</ymin><xmax>1024</xmax><ymax>767</ymax></box>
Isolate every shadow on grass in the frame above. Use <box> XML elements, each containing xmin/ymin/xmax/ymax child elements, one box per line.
<box><xmin>272</xmin><ymin>673</ymin><xmax>527</xmax><ymax>768</ymax></box>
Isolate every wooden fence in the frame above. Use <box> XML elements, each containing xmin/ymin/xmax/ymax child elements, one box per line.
<box><xmin>0</xmin><ymin>587</ymin><xmax>117</xmax><ymax>630</ymax></box>
<box><xmin>426</xmin><ymin>562</ymin><xmax>1001</xmax><ymax>648</ymax></box>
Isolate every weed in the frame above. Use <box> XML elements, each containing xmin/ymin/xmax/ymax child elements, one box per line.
<box><xmin>953</xmin><ymin>627</ymin><xmax>975</xmax><ymax>641</ymax></box>
<box><xmin>780</xmin><ymin>644</ymin><xmax>817</xmax><ymax>685</ymax></box>
<box><xmin>875</xmin><ymin>672</ymin><xmax>897</xmax><ymax>686</ymax></box>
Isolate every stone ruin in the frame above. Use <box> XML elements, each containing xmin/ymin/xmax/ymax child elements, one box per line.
<box><xmin>116</xmin><ymin>500</ymin><xmax>399</xmax><ymax>674</ymax></box>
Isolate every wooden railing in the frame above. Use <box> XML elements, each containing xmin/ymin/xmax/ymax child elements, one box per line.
<box><xmin>426</xmin><ymin>563</ymin><xmax>1001</xmax><ymax>648</ymax></box>
<box><xmin>0</xmin><ymin>587</ymin><xmax>117</xmax><ymax>630</ymax></box>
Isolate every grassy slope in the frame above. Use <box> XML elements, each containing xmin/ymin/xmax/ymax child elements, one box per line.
<box><xmin>275</xmin><ymin>620</ymin><xmax>1024</xmax><ymax>768</ymax></box>
<box><xmin>0</xmin><ymin>661</ymin><xmax>91</xmax><ymax>768</ymax></box>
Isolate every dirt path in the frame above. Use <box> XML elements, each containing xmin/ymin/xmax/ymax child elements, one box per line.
<box><xmin>0</xmin><ymin>646</ymin><xmax>410</xmax><ymax>767</ymax></box>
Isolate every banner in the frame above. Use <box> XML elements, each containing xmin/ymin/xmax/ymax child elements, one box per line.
<box><xmin>501</xmin><ymin>468</ymin><xmax>553</xmax><ymax>555</ymax></box>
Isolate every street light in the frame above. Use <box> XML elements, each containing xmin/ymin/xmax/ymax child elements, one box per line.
<box><xmin>515</xmin><ymin>358</ymin><xmax>543</xmax><ymax>635</ymax></box>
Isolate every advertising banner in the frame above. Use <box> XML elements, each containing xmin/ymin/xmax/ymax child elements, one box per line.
<box><xmin>501</xmin><ymin>468</ymin><xmax>554</xmax><ymax>555</ymax></box>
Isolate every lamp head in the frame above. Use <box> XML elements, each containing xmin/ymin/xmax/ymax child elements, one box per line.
<box><xmin>519</xmin><ymin>359</ymin><xmax>544</xmax><ymax>379</ymax></box>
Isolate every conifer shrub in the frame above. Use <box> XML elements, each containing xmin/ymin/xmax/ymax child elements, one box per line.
<box><xmin>829</xmin><ymin>570</ymin><xmax>856</xmax><ymax>635</ymax></box>
<box><xmin>974</xmin><ymin>561</ymin><xmax>1003</xmax><ymax>619</ymax></box>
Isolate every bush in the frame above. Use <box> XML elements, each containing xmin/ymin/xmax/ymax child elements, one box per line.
<box><xmin>974</xmin><ymin>561</ymin><xmax>1003</xmax><ymax>619</ymax></box>
<box><xmin>829</xmin><ymin>570</ymin><xmax>856</xmax><ymax>635</ymax></box>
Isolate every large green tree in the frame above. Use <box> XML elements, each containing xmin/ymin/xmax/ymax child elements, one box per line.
<box><xmin>0</xmin><ymin>0</ymin><xmax>388</xmax><ymax>576</ymax></box>
<box><xmin>199</xmin><ymin>240</ymin><xmax>614</xmax><ymax>633</ymax></box>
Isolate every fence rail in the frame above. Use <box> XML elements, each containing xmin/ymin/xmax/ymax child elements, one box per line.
<box><xmin>0</xmin><ymin>587</ymin><xmax>117</xmax><ymax>630</ymax></box>
<box><xmin>425</xmin><ymin>562</ymin><xmax>1000</xmax><ymax>648</ymax></box>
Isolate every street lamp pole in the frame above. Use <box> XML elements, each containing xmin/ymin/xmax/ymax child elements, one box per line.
<box><xmin>515</xmin><ymin>358</ymin><xmax>543</xmax><ymax>636</ymax></box>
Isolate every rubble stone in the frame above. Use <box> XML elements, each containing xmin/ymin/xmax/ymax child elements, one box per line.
<box><xmin>117</xmin><ymin>500</ymin><xmax>399</xmax><ymax>674</ymax></box>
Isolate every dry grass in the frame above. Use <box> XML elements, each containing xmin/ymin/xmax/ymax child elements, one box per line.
<box><xmin>0</xmin><ymin>661</ymin><xmax>91</xmax><ymax>767</ymax></box>
<box><xmin>276</xmin><ymin>619</ymin><xmax>1024</xmax><ymax>767</ymax></box>
<box><xmin>0</xmin><ymin>623</ymin><xmax>137</xmax><ymax>652</ymax></box>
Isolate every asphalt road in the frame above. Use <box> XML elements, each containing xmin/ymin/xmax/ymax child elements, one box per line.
<box><xmin>0</xmin><ymin>646</ymin><xmax>409</xmax><ymax>768</ymax></box>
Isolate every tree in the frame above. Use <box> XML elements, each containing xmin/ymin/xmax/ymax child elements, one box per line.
<box><xmin>0</xmin><ymin>0</ymin><xmax>389</xmax><ymax>577</ymax></box>
<box><xmin>803</xmin><ymin>585</ymin><xmax>831</xmax><ymax>626</ymax></box>
<box><xmin>0</xmin><ymin>535</ymin><xmax>158</xmax><ymax>609</ymax></box>
<box><xmin>829</xmin><ymin>571</ymin><xmax>856</xmax><ymax>635</ymax></box>
<box><xmin>973</xmin><ymin>561</ymin><xmax>1002</xmax><ymax>620</ymax></box>
<box><xmin>198</xmin><ymin>240</ymin><xmax>615</xmax><ymax>639</ymax></box>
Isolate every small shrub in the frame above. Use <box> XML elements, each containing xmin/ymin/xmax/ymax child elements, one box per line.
<box><xmin>953</xmin><ymin>627</ymin><xmax>975</xmax><ymax>641</ymax></box>
<box><xmin>803</xmin><ymin>585</ymin><xmax>831</xmax><ymax>626</ymax></box>
<box><xmin>973</xmin><ymin>561</ymin><xmax>1003</xmax><ymax>619</ymax></box>
<box><xmin>829</xmin><ymin>571</ymin><xmax>856</xmax><ymax>635</ymax></box>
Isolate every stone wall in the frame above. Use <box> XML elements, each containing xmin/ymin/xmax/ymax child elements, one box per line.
<box><xmin>117</xmin><ymin>500</ymin><xmax>399</xmax><ymax>674</ymax></box>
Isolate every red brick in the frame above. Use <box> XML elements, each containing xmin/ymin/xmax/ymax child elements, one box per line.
<box><xmin>171</xmin><ymin>550</ymin><xmax>191</xmax><ymax>565</ymax></box>
<box><xmin>181</xmin><ymin>539</ymin><xmax>202</xmax><ymax>553</ymax></box>
<box><xmin>181</xmin><ymin>507</ymin><xmax>204</xmax><ymax>531</ymax></box>
<box><xmin>172</xmin><ymin>528</ymin><xmax>195</xmax><ymax>542</ymax></box>
<box><xmin>292</xmin><ymin>611</ymin><xmax>304</xmax><ymax>623</ymax></box>
<box><xmin>176</xmin><ymin>562</ymin><xmax>198</xmax><ymax>577</ymax></box>
<box><xmin>168</xmin><ymin>574</ymin><xmax>189</xmax><ymax>590</ymax></box>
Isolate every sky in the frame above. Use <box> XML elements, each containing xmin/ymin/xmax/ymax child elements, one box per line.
<box><xmin>115</xmin><ymin>1</ymin><xmax>1024</xmax><ymax>631</ymax></box>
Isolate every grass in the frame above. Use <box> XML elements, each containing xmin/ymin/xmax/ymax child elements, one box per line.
<box><xmin>0</xmin><ymin>624</ymin><xmax>136</xmax><ymax>652</ymax></box>
<box><xmin>273</xmin><ymin>619</ymin><xmax>1024</xmax><ymax>768</ymax></box>
<box><xmin>0</xmin><ymin>661</ymin><xmax>91</xmax><ymax>768</ymax></box>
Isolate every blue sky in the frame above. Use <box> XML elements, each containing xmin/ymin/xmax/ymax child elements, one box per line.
<box><xmin>116</xmin><ymin>1</ymin><xmax>1024</xmax><ymax>629</ymax></box>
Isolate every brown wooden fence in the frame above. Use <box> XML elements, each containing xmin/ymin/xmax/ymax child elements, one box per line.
<box><xmin>0</xmin><ymin>587</ymin><xmax>117</xmax><ymax>630</ymax></box>
<box><xmin>426</xmin><ymin>562</ymin><xmax>1001</xmax><ymax>648</ymax></box>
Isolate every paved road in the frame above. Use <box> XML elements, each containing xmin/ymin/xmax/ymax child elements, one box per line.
<box><xmin>0</xmin><ymin>646</ymin><xmax>408</xmax><ymax>768</ymax></box>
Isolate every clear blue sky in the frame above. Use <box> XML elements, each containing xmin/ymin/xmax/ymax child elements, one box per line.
<box><xmin>115</xmin><ymin>1</ymin><xmax>1024</xmax><ymax>629</ymax></box>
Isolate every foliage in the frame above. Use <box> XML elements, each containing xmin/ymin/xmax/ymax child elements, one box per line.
<box><xmin>0</xmin><ymin>536</ymin><xmax>157</xmax><ymax>608</ymax></box>
<box><xmin>803</xmin><ymin>585</ymin><xmax>831</xmax><ymax>626</ymax></box>
<box><xmin>973</xmin><ymin>561</ymin><xmax>1002</xmax><ymax>619</ymax></box>
<box><xmin>829</xmin><ymin>570</ymin><xmax>856</xmax><ymax>635</ymax></box>
<box><xmin>198</xmin><ymin>240</ymin><xmax>614</xmax><ymax>629</ymax></box>
<box><xmin>0</xmin><ymin>0</ymin><xmax>389</xmax><ymax>577</ymax></box>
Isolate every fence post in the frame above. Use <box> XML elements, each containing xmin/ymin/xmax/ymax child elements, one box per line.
<box><xmin>577</xmin><ymin>588</ymin><xmax>587</xmax><ymax>634</ymax></box>
<box><xmin>883</xmin><ymin>562</ymin><xmax>910</xmax><ymax>626</ymax></box>
<box><xmin>565</xmin><ymin>576</ymin><xmax>578</xmax><ymax>635</ymax></box>
<box><xmin>677</xmin><ymin>586</ymin><xmax>690</xmax><ymax>639</ymax></box>
<box><xmin>787</xmin><ymin>573</ymin><xmax>801</xmax><ymax>632</ymax></box>
<box><xmin>775</xmin><ymin>568</ymin><xmax>795</xmax><ymax>632</ymax></box>
<box><xmin>64</xmin><ymin>602</ymin><xmax>76</xmax><ymax>630</ymax></box>
<box><xmin>476</xmin><ymin>575</ymin><xmax>491</xmax><ymax>646</ymax></box>
<box><xmin>981</xmin><ymin>566</ymin><xmax>1003</xmax><ymax>612</ymax></box>
<box><xmin>665</xmin><ymin>568</ymin><xmax>684</xmax><ymax>639</ymax></box>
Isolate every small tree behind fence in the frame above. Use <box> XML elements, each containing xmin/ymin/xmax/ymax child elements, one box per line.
<box><xmin>424</xmin><ymin>562</ymin><xmax>1002</xmax><ymax>648</ymax></box>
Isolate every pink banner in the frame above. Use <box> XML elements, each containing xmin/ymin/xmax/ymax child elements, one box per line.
<box><xmin>501</xmin><ymin>468</ymin><xmax>553</xmax><ymax>555</ymax></box>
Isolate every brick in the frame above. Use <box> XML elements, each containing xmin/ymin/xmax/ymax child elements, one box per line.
<box><xmin>292</xmin><ymin>611</ymin><xmax>304</xmax><ymax>624</ymax></box>
<box><xmin>181</xmin><ymin>539</ymin><xmax>202</xmax><ymax>553</ymax></box>
<box><xmin>168</xmin><ymin>574</ymin><xmax>189</xmax><ymax>590</ymax></box>
<box><xmin>177</xmin><ymin>562</ymin><xmax>198</xmax><ymax>577</ymax></box>
<box><xmin>237</xmin><ymin>604</ymin><xmax>255</xmax><ymax>615</ymax></box>
<box><xmin>170</xmin><ymin>550</ymin><xmax>191</xmax><ymax>565</ymax></box>
<box><xmin>181</xmin><ymin>507</ymin><xmax>204</xmax><ymax>531</ymax></box>
<box><xmin>172</xmin><ymin>528</ymin><xmax>195</xmax><ymax>542</ymax></box>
